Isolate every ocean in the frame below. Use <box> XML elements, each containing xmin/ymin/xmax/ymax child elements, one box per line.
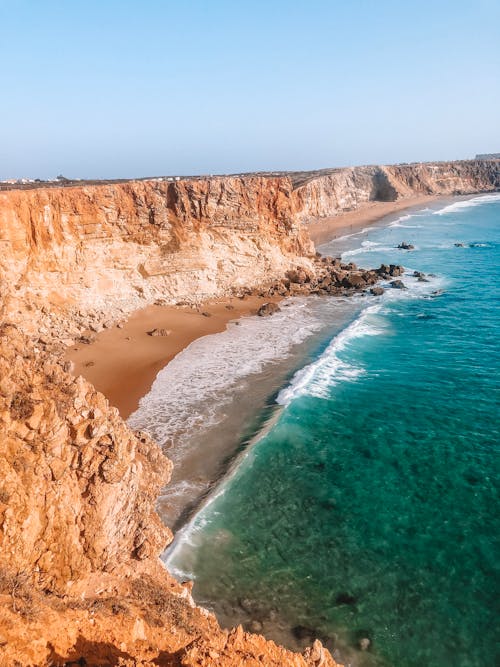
<box><xmin>130</xmin><ymin>194</ymin><xmax>500</xmax><ymax>666</ymax></box>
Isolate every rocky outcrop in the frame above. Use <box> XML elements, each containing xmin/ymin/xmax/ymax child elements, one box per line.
<box><xmin>0</xmin><ymin>324</ymin><xmax>339</xmax><ymax>666</ymax></box>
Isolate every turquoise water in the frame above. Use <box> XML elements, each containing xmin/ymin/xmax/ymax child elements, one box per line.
<box><xmin>166</xmin><ymin>195</ymin><xmax>500</xmax><ymax>666</ymax></box>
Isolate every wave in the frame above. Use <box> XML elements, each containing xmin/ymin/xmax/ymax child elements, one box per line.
<box><xmin>342</xmin><ymin>240</ymin><xmax>396</xmax><ymax>258</ymax></box>
<box><xmin>433</xmin><ymin>193</ymin><xmax>500</xmax><ymax>216</ymax></box>
<box><xmin>277</xmin><ymin>304</ymin><xmax>384</xmax><ymax>405</ymax></box>
<box><xmin>276</xmin><ymin>273</ymin><xmax>444</xmax><ymax>407</ymax></box>
<box><xmin>128</xmin><ymin>298</ymin><xmax>322</xmax><ymax>450</ymax></box>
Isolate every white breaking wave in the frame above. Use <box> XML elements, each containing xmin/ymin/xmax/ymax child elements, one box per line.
<box><xmin>433</xmin><ymin>193</ymin><xmax>500</xmax><ymax>215</ymax></box>
<box><xmin>342</xmin><ymin>240</ymin><xmax>396</xmax><ymax>258</ymax></box>
<box><xmin>276</xmin><ymin>272</ymin><xmax>445</xmax><ymax>407</ymax></box>
<box><xmin>128</xmin><ymin>298</ymin><xmax>322</xmax><ymax>448</ymax></box>
<box><xmin>277</xmin><ymin>304</ymin><xmax>384</xmax><ymax>405</ymax></box>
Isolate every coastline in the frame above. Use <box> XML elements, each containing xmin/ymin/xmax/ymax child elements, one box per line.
<box><xmin>307</xmin><ymin>194</ymin><xmax>439</xmax><ymax>244</ymax></box>
<box><xmin>65</xmin><ymin>296</ymin><xmax>280</xmax><ymax>419</ymax></box>
<box><xmin>67</xmin><ymin>194</ymin><xmax>440</xmax><ymax>420</ymax></box>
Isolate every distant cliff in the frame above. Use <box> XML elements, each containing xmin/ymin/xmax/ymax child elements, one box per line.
<box><xmin>1</xmin><ymin>159</ymin><xmax>498</xmax><ymax>342</ymax></box>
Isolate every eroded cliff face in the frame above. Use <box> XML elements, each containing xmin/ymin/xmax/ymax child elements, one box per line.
<box><xmin>0</xmin><ymin>176</ymin><xmax>315</xmax><ymax>340</ymax></box>
<box><xmin>0</xmin><ymin>324</ymin><xmax>339</xmax><ymax>666</ymax></box>
<box><xmin>1</xmin><ymin>160</ymin><xmax>499</xmax><ymax>342</ymax></box>
<box><xmin>292</xmin><ymin>160</ymin><xmax>500</xmax><ymax>221</ymax></box>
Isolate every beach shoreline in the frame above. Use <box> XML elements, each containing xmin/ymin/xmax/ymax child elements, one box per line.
<box><xmin>307</xmin><ymin>194</ymin><xmax>439</xmax><ymax>245</ymax></box>
<box><xmin>65</xmin><ymin>296</ymin><xmax>280</xmax><ymax>419</ymax></box>
<box><xmin>66</xmin><ymin>194</ymin><xmax>439</xmax><ymax>419</ymax></box>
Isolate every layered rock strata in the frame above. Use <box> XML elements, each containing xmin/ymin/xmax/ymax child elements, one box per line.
<box><xmin>1</xmin><ymin>160</ymin><xmax>498</xmax><ymax>344</ymax></box>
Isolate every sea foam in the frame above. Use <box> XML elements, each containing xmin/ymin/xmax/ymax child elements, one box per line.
<box><xmin>128</xmin><ymin>298</ymin><xmax>322</xmax><ymax>449</ymax></box>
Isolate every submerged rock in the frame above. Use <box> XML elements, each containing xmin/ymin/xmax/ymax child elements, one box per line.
<box><xmin>358</xmin><ymin>637</ymin><xmax>371</xmax><ymax>651</ymax></box>
<box><xmin>335</xmin><ymin>592</ymin><xmax>357</xmax><ymax>605</ymax></box>
<box><xmin>397</xmin><ymin>241</ymin><xmax>415</xmax><ymax>250</ymax></box>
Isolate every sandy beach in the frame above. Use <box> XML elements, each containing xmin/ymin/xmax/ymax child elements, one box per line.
<box><xmin>65</xmin><ymin>296</ymin><xmax>279</xmax><ymax>419</ymax></box>
<box><xmin>308</xmin><ymin>195</ymin><xmax>438</xmax><ymax>245</ymax></box>
<box><xmin>66</xmin><ymin>195</ymin><xmax>439</xmax><ymax>419</ymax></box>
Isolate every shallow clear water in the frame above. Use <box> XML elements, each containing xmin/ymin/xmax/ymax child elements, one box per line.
<box><xmin>165</xmin><ymin>194</ymin><xmax>500</xmax><ymax>667</ymax></box>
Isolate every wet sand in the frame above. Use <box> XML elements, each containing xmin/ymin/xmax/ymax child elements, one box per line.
<box><xmin>67</xmin><ymin>195</ymin><xmax>438</xmax><ymax>419</ymax></box>
<box><xmin>308</xmin><ymin>195</ymin><xmax>438</xmax><ymax>245</ymax></box>
<box><xmin>66</xmin><ymin>296</ymin><xmax>279</xmax><ymax>419</ymax></box>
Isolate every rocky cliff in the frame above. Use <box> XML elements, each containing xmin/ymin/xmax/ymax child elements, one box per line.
<box><xmin>0</xmin><ymin>324</ymin><xmax>339</xmax><ymax>666</ymax></box>
<box><xmin>0</xmin><ymin>159</ymin><xmax>499</xmax><ymax>665</ymax></box>
<box><xmin>292</xmin><ymin>160</ymin><xmax>500</xmax><ymax>221</ymax></box>
<box><xmin>1</xmin><ymin>159</ymin><xmax>498</xmax><ymax>343</ymax></box>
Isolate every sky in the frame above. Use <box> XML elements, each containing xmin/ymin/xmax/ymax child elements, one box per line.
<box><xmin>1</xmin><ymin>0</ymin><xmax>499</xmax><ymax>179</ymax></box>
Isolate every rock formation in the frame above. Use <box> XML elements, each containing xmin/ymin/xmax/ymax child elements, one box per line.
<box><xmin>1</xmin><ymin>159</ymin><xmax>498</xmax><ymax>344</ymax></box>
<box><xmin>0</xmin><ymin>158</ymin><xmax>498</xmax><ymax>665</ymax></box>
<box><xmin>0</xmin><ymin>324</ymin><xmax>339</xmax><ymax>666</ymax></box>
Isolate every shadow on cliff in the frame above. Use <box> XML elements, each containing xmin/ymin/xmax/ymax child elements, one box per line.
<box><xmin>48</xmin><ymin>635</ymin><xmax>182</xmax><ymax>666</ymax></box>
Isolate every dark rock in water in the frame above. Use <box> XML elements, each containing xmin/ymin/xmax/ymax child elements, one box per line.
<box><xmin>342</xmin><ymin>274</ymin><xmax>366</xmax><ymax>289</ymax></box>
<box><xmin>147</xmin><ymin>328</ymin><xmax>172</xmax><ymax>336</ymax></box>
<box><xmin>335</xmin><ymin>592</ymin><xmax>357</xmax><ymax>605</ymax></box>
<box><xmin>370</xmin><ymin>286</ymin><xmax>385</xmax><ymax>296</ymax></box>
<box><xmin>358</xmin><ymin>637</ymin><xmax>371</xmax><ymax>651</ymax></box>
<box><xmin>390</xmin><ymin>280</ymin><xmax>406</xmax><ymax>289</ymax></box>
<box><xmin>257</xmin><ymin>302</ymin><xmax>281</xmax><ymax>317</ymax></box>
<box><xmin>397</xmin><ymin>241</ymin><xmax>414</xmax><ymax>250</ymax></box>
<box><xmin>413</xmin><ymin>270</ymin><xmax>425</xmax><ymax>277</ymax></box>
<box><xmin>292</xmin><ymin>625</ymin><xmax>317</xmax><ymax>640</ymax></box>
<box><xmin>418</xmin><ymin>276</ymin><xmax>430</xmax><ymax>282</ymax></box>
<box><xmin>248</xmin><ymin>619</ymin><xmax>263</xmax><ymax>633</ymax></box>
<box><xmin>377</xmin><ymin>263</ymin><xmax>390</xmax><ymax>275</ymax></box>
<box><xmin>454</xmin><ymin>242</ymin><xmax>466</xmax><ymax>247</ymax></box>
<box><xmin>389</xmin><ymin>264</ymin><xmax>405</xmax><ymax>276</ymax></box>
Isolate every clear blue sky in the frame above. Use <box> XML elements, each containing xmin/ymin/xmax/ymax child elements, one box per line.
<box><xmin>1</xmin><ymin>0</ymin><xmax>499</xmax><ymax>179</ymax></box>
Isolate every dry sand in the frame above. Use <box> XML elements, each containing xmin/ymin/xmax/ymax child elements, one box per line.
<box><xmin>66</xmin><ymin>296</ymin><xmax>279</xmax><ymax>419</ymax></box>
<box><xmin>67</xmin><ymin>195</ymin><xmax>439</xmax><ymax>418</ymax></box>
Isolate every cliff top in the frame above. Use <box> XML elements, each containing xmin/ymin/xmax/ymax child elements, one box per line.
<box><xmin>1</xmin><ymin>157</ymin><xmax>496</xmax><ymax>193</ymax></box>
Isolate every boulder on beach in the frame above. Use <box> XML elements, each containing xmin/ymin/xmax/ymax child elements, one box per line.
<box><xmin>257</xmin><ymin>302</ymin><xmax>281</xmax><ymax>317</ymax></box>
<box><xmin>342</xmin><ymin>274</ymin><xmax>366</xmax><ymax>289</ymax></box>
<box><xmin>147</xmin><ymin>328</ymin><xmax>172</xmax><ymax>336</ymax></box>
